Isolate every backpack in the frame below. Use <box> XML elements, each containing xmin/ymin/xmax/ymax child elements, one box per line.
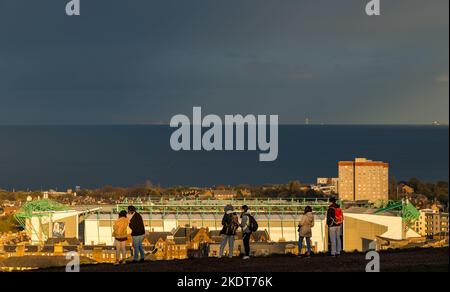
<box><xmin>246</xmin><ymin>214</ymin><xmax>259</xmax><ymax>232</ymax></box>
<box><xmin>226</xmin><ymin>213</ymin><xmax>240</xmax><ymax>235</ymax></box>
<box><xmin>331</xmin><ymin>206</ymin><xmax>344</xmax><ymax>225</ymax></box>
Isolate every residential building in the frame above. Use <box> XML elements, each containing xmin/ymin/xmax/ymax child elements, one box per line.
<box><xmin>317</xmin><ymin>178</ymin><xmax>338</xmax><ymax>187</ymax></box>
<box><xmin>338</xmin><ymin>158</ymin><xmax>389</xmax><ymax>202</ymax></box>
<box><xmin>312</xmin><ymin>184</ymin><xmax>337</xmax><ymax>195</ymax></box>
<box><xmin>173</xmin><ymin>226</ymin><xmax>212</xmax><ymax>250</ymax></box>
<box><xmin>213</xmin><ymin>190</ymin><xmax>237</xmax><ymax>200</ymax></box>
<box><xmin>413</xmin><ymin>209</ymin><xmax>449</xmax><ymax>239</ymax></box>
<box><xmin>144</xmin><ymin>227</ymin><xmax>212</xmax><ymax>260</ymax></box>
<box><xmin>401</xmin><ymin>185</ymin><xmax>415</xmax><ymax>195</ymax></box>
<box><xmin>208</xmin><ymin>241</ymin><xmax>317</xmax><ymax>257</ymax></box>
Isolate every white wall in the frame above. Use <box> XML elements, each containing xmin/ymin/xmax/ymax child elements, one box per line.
<box><xmin>343</xmin><ymin>213</ymin><xmax>420</xmax><ymax>240</ymax></box>
<box><xmin>163</xmin><ymin>219</ymin><xmax>178</xmax><ymax>232</ymax></box>
<box><xmin>83</xmin><ymin>217</ymin><xmax>329</xmax><ymax>252</ymax></box>
<box><xmin>27</xmin><ymin>211</ymin><xmax>82</xmax><ymax>243</ymax></box>
<box><xmin>84</xmin><ymin>220</ymin><xmax>114</xmax><ymax>245</ymax></box>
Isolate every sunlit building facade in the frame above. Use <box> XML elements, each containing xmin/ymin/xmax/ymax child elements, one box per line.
<box><xmin>338</xmin><ymin>158</ymin><xmax>389</xmax><ymax>202</ymax></box>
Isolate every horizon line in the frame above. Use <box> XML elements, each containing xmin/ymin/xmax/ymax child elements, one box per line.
<box><xmin>0</xmin><ymin>123</ymin><xmax>448</xmax><ymax>127</ymax></box>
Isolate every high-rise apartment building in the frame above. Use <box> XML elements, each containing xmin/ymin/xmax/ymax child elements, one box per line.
<box><xmin>338</xmin><ymin>158</ymin><xmax>389</xmax><ymax>202</ymax></box>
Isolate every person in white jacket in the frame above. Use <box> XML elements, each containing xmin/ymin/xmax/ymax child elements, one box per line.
<box><xmin>240</xmin><ymin>205</ymin><xmax>252</xmax><ymax>260</ymax></box>
<box><xmin>298</xmin><ymin>206</ymin><xmax>315</xmax><ymax>257</ymax></box>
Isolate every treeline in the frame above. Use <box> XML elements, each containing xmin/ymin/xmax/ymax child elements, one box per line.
<box><xmin>1</xmin><ymin>178</ymin><xmax>448</xmax><ymax>204</ymax></box>
<box><xmin>0</xmin><ymin>180</ymin><xmax>327</xmax><ymax>203</ymax></box>
<box><xmin>77</xmin><ymin>181</ymin><xmax>164</xmax><ymax>200</ymax></box>
<box><xmin>0</xmin><ymin>190</ymin><xmax>42</xmax><ymax>202</ymax></box>
<box><xmin>403</xmin><ymin>178</ymin><xmax>449</xmax><ymax>205</ymax></box>
<box><xmin>236</xmin><ymin>181</ymin><xmax>327</xmax><ymax>199</ymax></box>
<box><xmin>78</xmin><ymin>180</ymin><xmax>325</xmax><ymax>200</ymax></box>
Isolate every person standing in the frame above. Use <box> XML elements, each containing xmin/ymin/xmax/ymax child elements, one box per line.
<box><xmin>112</xmin><ymin>210</ymin><xmax>129</xmax><ymax>265</ymax></box>
<box><xmin>128</xmin><ymin>205</ymin><xmax>146</xmax><ymax>263</ymax></box>
<box><xmin>298</xmin><ymin>206</ymin><xmax>315</xmax><ymax>258</ymax></box>
<box><xmin>240</xmin><ymin>205</ymin><xmax>254</xmax><ymax>260</ymax></box>
<box><xmin>327</xmin><ymin>198</ymin><xmax>344</xmax><ymax>257</ymax></box>
<box><xmin>219</xmin><ymin>205</ymin><xmax>239</xmax><ymax>258</ymax></box>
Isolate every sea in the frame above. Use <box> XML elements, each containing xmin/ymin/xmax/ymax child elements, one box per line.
<box><xmin>0</xmin><ymin>125</ymin><xmax>448</xmax><ymax>190</ymax></box>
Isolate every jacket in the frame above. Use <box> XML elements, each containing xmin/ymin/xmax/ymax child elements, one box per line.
<box><xmin>240</xmin><ymin>211</ymin><xmax>252</xmax><ymax>234</ymax></box>
<box><xmin>112</xmin><ymin>217</ymin><xmax>129</xmax><ymax>240</ymax></box>
<box><xmin>220</xmin><ymin>211</ymin><xmax>238</xmax><ymax>236</ymax></box>
<box><xmin>327</xmin><ymin>203</ymin><xmax>342</xmax><ymax>227</ymax></box>
<box><xmin>298</xmin><ymin>212</ymin><xmax>315</xmax><ymax>238</ymax></box>
<box><xmin>129</xmin><ymin>212</ymin><xmax>146</xmax><ymax>236</ymax></box>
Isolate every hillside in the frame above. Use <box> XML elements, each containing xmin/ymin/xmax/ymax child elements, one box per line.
<box><xmin>33</xmin><ymin>247</ymin><xmax>449</xmax><ymax>273</ymax></box>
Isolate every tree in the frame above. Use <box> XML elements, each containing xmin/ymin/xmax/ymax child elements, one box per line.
<box><xmin>288</xmin><ymin>181</ymin><xmax>302</xmax><ymax>193</ymax></box>
<box><xmin>389</xmin><ymin>177</ymin><xmax>398</xmax><ymax>200</ymax></box>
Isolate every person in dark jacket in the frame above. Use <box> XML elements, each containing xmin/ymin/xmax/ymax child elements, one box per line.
<box><xmin>219</xmin><ymin>205</ymin><xmax>238</xmax><ymax>258</ymax></box>
<box><xmin>326</xmin><ymin>198</ymin><xmax>342</xmax><ymax>257</ymax></box>
<box><xmin>128</xmin><ymin>205</ymin><xmax>146</xmax><ymax>263</ymax></box>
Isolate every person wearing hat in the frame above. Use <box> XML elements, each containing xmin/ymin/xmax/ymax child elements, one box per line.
<box><xmin>219</xmin><ymin>204</ymin><xmax>239</xmax><ymax>258</ymax></box>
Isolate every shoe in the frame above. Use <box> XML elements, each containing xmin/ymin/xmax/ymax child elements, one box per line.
<box><xmin>139</xmin><ymin>259</ymin><xmax>145</xmax><ymax>263</ymax></box>
<box><xmin>121</xmin><ymin>261</ymin><xmax>127</xmax><ymax>265</ymax></box>
<box><xmin>114</xmin><ymin>262</ymin><xmax>120</xmax><ymax>266</ymax></box>
<box><xmin>228</xmin><ymin>256</ymin><xmax>233</xmax><ymax>259</ymax></box>
<box><xmin>243</xmin><ymin>256</ymin><xmax>250</xmax><ymax>260</ymax></box>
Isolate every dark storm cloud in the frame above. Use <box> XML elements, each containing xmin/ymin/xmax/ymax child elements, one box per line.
<box><xmin>0</xmin><ymin>0</ymin><xmax>448</xmax><ymax>124</ymax></box>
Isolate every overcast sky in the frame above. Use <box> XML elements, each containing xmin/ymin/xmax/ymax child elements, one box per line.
<box><xmin>0</xmin><ymin>0</ymin><xmax>448</xmax><ymax>125</ymax></box>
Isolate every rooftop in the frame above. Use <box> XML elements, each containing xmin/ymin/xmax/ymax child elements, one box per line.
<box><xmin>84</xmin><ymin>213</ymin><xmax>327</xmax><ymax>221</ymax></box>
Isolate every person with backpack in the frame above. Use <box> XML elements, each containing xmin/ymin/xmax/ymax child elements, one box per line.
<box><xmin>219</xmin><ymin>205</ymin><xmax>239</xmax><ymax>258</ymax></box>
<box><xmin>327</xmin><ymin>198</ymin><xmax>344</xmax><ymax>257</ymax></box>
<box><xmin>298</xmin><ymin>206</ymin><xmax>314</xmax><ymax>258</ymax></box>
<box><xmin>128</xmin><ymin>205</ymin><xmax>146</xmax><ymax>263</ymax></box>
<box><xmin>240</xmin><ymin>205</ymin><xmax>257</xmax><ymax>260</ymax></box>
